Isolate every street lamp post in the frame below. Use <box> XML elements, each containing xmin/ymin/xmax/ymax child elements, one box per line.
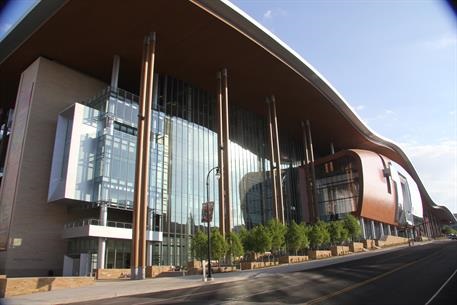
<box><xmin>205</xmin><ymin>166</ymin><xmax>219</xmax><ymax>281</ymax></box>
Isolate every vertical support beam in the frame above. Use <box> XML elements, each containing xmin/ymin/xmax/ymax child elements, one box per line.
<box><xmin>111</xmin><ymin>55</ymin><xmax>120</xmax><ymax>91</ymax></box>
<box><xmin>380</xmin><ymin>222</ymin><xmax>385</xmax><ymax>237</ymax></box>
<box><xmin>394</xmin><ymin>226</ymin><xmax>398</xmax><ymax>236</ymax></box>
<box><xmin>371</xmin><ymin>220</ymin><xmax>376</xmax><ymax>239</ymax></box>
<box><xmin>139</xmin><ymin>32</ymin><xmax>156</xmax><ymax>279</ymax></box>
<box><xmin>306</xmin><ymin>120</ymin><xmax>318</xmax><ymax>222</ymax></box>
<box><xmin>360</xmin><ymin>217</ymin><xmax>366</xmax><ymax>239</ymax></box>
<box><xmin>222</xmin><ymin>69</ymin><xmax>231</xmax><ymax>235</ymax></box>
<box><xmin>132</xmin><ymin>32</ymin><xmax>156</xmax><ymax>280</ymax></box>
<box><xmin>97</xmin><ymin>204</ymin><xmax>108</xmax><ymax>269</ymax></box>
<box><xmin>271</xmin><ymin>96</ymin><xmax>284</xmax><ymax>223</ymax></box>
<box><xmin>216</xmin><ymin>72</ymin><xmax>226</xmax><ymax>236</ymax></box>
<box><xmin>387</xmin><ymin>225</ymin><xmax>392</xmax><ymax>236</ymax></box>
<box><xmin>266</xmin><ymin>97</ymin><xmax>278</xmax><ymax>220</ymax></box>
<box><xmin>330</xmin><ymin>142</ymin><xmax>335</xmax><ymax>155</ymax></box>
<box><xmin>301</xmin><ymin>121</ymin><xmax>314</xmax><ymax>221</ymax></box>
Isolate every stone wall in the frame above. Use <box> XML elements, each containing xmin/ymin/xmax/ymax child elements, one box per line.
<box><xmin>0</xmin><ymin>276</ymin><xmax>95</xmax><ymax>297</ymax></box>
<box><xmin>240</xmin><ymin>261</ymin><xmax>279</xmax><ymax>270</ymax></box>
<box><xmin>349</xmin><ymin>242</ymin><xmax>364</xmax><ymax>253</ymax></box>
<box><xmin>330</xmin><ymin>246</ymin><xmax>350</xmax><ymax>256</ymax></box>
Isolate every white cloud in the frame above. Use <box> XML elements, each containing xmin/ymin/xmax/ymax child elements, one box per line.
<box><xmin>355</xmin><ymin>105</ymin><xmax>365</xmax><ymax>111</ymax></box>
<box><xmin>262</xmin><ymin>8</ymin><xmax>287</xmax><ymax>21</ymax></box>
<box><xmin>399</xmin><ymin>140</ymin><xmax>457</xmax><ymax>213</ymax></box>
<box><xmin>420</xmin><ymin>33</ymin><xmax>457</xmax><ymax>50</ymax></box>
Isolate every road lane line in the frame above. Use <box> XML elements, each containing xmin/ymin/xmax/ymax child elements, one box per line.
<box><xmin>301</xmin><ymin>250</ymin><xmax>441</xmax><ymax>305</ymax></box>
<box><xmin>424</xmin><ymin>268</ymin><xmax>457</xmax><ymax>305</ymax></box>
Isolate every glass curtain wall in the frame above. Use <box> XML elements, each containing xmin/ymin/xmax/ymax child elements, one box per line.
<box><xmin>83</xmin><ymin>75</ymin><xmax>303</xmax><ymax>266</ymax></box>
<box><xmin>315</xmin><ymin>156</ymin><xmax>360</xmax><ymax>221</ymax></box>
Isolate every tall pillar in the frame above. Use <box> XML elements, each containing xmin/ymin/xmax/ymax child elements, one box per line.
<box><xmin>380</xmin><ymin>222</ymin><xmax>385</xmax><ymax>238</ymax></box>
<box><xmin>222</xmin><ymin>69</ymin><xmax>231</xmax><ymax>235</ymax></box>
<box><xmin>132</xmin><ymin>32</ymin><xmax>156</xmax><ymax>280</ymax></box>
<box><xmin>271</xmin><ymin>96</ymin><xmax>284</xmax><ymax>223</ymax></box>
<box><xmin>306</xmin><ymin>120</ymin><xmax>318</xmax><ymax>222</ymax></box>
<box><xmin>97</xmin><ymin>204</ymin><xmax>108</xmax><ymax>269</ymax></box>
<box><xmin>360</xmin><ymin>217</ymin><xmax>366</xmax><ymax>239</ymax></box>
<box><xmin>394</xmin><ymin>226</ymin><xmax>398</xmax><ymax>236</ymax></box>
<box><xmin>387</xmin><ymin>225</ymin><xmax>392</xmax><ymax>236</ymax></box>
<box><xmin>301</xmin><ymin>121</ymin><xmax>314</xmax><ymax>221</ymax></box>
<box><xmin>371</xmin><ymin>220</ymin><xmax>376</xmax><ymax>239</ymax></box>
<box><xmin>266</xmin><ymin>97</ymin><xmax>279</xmax><ymax>220</ymax></box>
<box><xmin>217</xmin><ymin>69</ymin><xmax>231</xmax><ymax>236</ymax></box>
<box><xmin>111</xmin><ymin>55</ymin><xmax>120</xmax><ymax>90</ymax></box>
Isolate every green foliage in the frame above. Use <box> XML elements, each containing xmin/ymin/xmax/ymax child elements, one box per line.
<box><xmin>442</xmin><ymin>226</ymin><xmax>457</xmax><ymax>235</ymax></box>
<box><xmin>309</xmin><ymin>220</ymin><xmax>330</xmax><ymax>249</ymax></box>
<box><xmin>250</xmin><ymin>225</ymin><xmax>272</xmax><ymax>254</ymax></box>
<box><xmin>226</xmin><ymin>231</ymin><xmax>244</xmax><ymax>259</ymax></box>
<box><xmin>239</xmin><ymin>226</ymin><xmax>254</xmax><ymax>253</ymax></box>
<box><xmin>286</xmin><ymin>220</ymin><xmax>305</xmax><ymax>255</ymax></box>
<box><xmin>211</xmin><ymin>228</ymin><xmax>228</xmax><ymax>261</ymax></box>
<box><xmin>343</xmin><ymin>214</ymin><xmax>362</xmax><ymax>241</ymax></box>
<box><xmin>191</xmin><ymin>230</ymin><xmax>207</xmax><ymax>261</ymax></box>
<box><xmin>328</xmin><ymin>220</ymin><xmax>349</xmax><ymax>245</ymax></box>
<box><xmin>300</xmin><ymin>222</ymin><xmax>311</xmax><ymax>251</ymax></box>
<box><xmin>267</xmin><ymin>219</ymin><xmax>287</xmax><ymax>254</ymax></box>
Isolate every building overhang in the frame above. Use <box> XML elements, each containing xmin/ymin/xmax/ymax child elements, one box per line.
<box><xmin>0</xmin><ymin>0</ymin><xmax>454</xmax><ymax>224</ymax></box>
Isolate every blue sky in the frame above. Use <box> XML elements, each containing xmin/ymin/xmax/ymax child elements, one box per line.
<box><xmin>231</xmin><ymin>0</ymin><xmax>457</xmax><ymax>214</ymax></box>
<box><xmin>1</xmin><ymin>0</ymin><xmax>456</xmax><ymax>213</ymax></box>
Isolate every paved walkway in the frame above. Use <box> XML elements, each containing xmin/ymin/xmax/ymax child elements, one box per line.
<box><xmin>1</xmin><ymin>242</ymin><xmax>431</xmax><ymax>305</ymax></box>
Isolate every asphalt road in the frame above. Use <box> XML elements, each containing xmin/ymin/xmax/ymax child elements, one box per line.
<box><xmin>68</xmin><ymin>240</ymin><xmax>457</xmax><ymax>305</ymax></box>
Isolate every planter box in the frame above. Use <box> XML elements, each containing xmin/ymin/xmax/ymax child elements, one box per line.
<box><xmin>308</xmin><ymin>250</ymin><xmax>332</xmax><ymax>260</ymax></box>
<box><xmin>363</xmin><ymin>239</ymin><xmax>376</xmax><ymax>249</ymax></box>
<box><xmin>240</xmin><ymin>261</ymin><xmax>279</xmax><ymax>270</ymax></box>
<box><xmin>349</xmin><ymin>242</ymin><xmax>364</xmax><ymax>253</ymax></box>
<box><xmin>278</xmin><ymin>256</ymin><xmax>309</xmax><ymax>264</ymax></box>
<box><xmin>0</xmin><ymin>276</ymin><xmax>95</xmax><ymax>298</ymax></box>
<box><xmin>330</xmin><ymin>246</ymin><xmax>349</xmax><ymax>256</ymax></box>
<box><xmin>96</xmin><ymin>268</ymin><xmax>130</xmax><ymax>280</ymax></box>
<box><xmin>146</xmin><ymin>266</ymin><xmax>173</xmax><ymax>278</ymax></box>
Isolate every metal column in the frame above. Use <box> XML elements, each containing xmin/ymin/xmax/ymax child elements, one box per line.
<box><xmin>132</xmin><ymin>32</ymin><xmax>156</xmax><ymax>280</ymax></box>
<box><xmin>271</xmin><ymin>96</ymin><xmax>284</xmax><ymax>223</ymax></box>
<box><xmin>306</xmin><ymin>120</ymin><xmax>318</xmax><ymax>222</ymax></box>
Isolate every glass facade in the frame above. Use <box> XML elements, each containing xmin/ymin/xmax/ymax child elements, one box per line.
<box><xmin>315</xmin><ymin>156</ymin><xmax>360</xmax><ymax>221</ymax></box>
<box><xmin>64</xmin><ymin>74</ymin><xmax>304</xmax><ymax>266</ymax></box>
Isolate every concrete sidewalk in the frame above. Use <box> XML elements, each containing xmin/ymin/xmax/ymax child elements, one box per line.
<box><xmin>1</xmin><ymin>241</ymin><xmax>432</xmax><ymax>305</ymax></box>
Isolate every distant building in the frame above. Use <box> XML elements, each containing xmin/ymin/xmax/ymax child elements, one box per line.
<box><xmin>0</xmin><ymin>0</ymin><xmax>455</xmax><ymax>277</ymax></box>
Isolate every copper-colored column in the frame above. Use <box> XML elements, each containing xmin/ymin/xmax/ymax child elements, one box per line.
<box><xmin>139</xmin><ymin>32</ymin><xmax>156</xmax><ymax>277</ymax></box>
<box><xmin>301</xmin><ymin>121</ymin><xmax>314</xmax><ymax>221</ymax></box>
<box><xmin>217</xmin><ymin>71</ymin><xmax>225</xmax><ymax>236</ymax></box>
<box><xmin>266</xmin><ymin>97</ymin><xmax>279</xmax><ymax>220</ymax></box>
<box><xmin>132</xmin><ymin>33</ymin><xmax>156</xmax><ymax>280</ymax></box>
<box><xmin>271</xmin><ymin>96</ymin><xmax>284</xmax><ymax>223</ymax></box>
<box><xmin>132</xmin><ymin>36</ymin><xmax>149</xmax><ymax>280</ymax></box>
<box><xmin>222</xmin><ymin>69</ymin><xmax>231</xmax><ymax>235</ymax></box>
<box><xmin>306</xmin><ymin>120</ymin><xmax>319</xmax><ymax>222</ymax></box>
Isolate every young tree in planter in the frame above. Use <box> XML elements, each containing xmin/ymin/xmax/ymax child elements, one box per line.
<box><xmin>328</xmin><ymin>220</ymin><xmax>349</xmax><ymax>245</ymax></box>
<box><xmin>250</xmin><ymin>225</ymin><xmax>272</xmax><ymax>255</ymax></box>
<box><xmin>226</xmin><ymin>231</ymin><xmax>244</xmax><ymax>261</ymax></box>
<box><xmin>309</xmin><ymin>220</ymin><xmax>330</xmax><ymax>249</ymax></box>
<box><xmin>343</xmin><ymin>214</ymin><xmax>362</xmax><ymax>241</ymax></box>
<box><xmin>286</xmin><ymin>220</ymin><xmax>304</xmax><ymax>255</ymax></box>
<box><xmin>267</xmin><ymin>219</ymin><xmax>286</xmax><ymax>255</ymax></box>
<box><xmin>300</xmin><ymin>222</ymin><xmax>311</xmax><ymax>252</ymax></box>
<box><xmin>191</xmin><ymin>230</ymin><xmax>208</xmax><ymax>262</ymax></box>
<box><xmin>211</xmin><ymin>228</ymin><xmax>228</xmax><ymax>265</ymax></box>
<box><xmin>239</xmin><ymin>226</ymin><xmax>253</xmax><ymax>253</ymax></box>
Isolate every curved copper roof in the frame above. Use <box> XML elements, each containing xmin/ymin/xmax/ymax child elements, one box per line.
<box><xmin>0</xmin><ymin>0</ymin><xmax>454</xmax><ymax>223</ymax></box>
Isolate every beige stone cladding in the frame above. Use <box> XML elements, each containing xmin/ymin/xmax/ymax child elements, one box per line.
<box><xmin>0</xmin><ymin>57</ymin><xmax>105</xmax><ymax>276</ymax></box>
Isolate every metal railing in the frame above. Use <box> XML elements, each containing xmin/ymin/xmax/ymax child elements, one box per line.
<box><xmin>64</xmin><ymin>219</ymin><xmax>132</xmax><ymax>229</ymax></box>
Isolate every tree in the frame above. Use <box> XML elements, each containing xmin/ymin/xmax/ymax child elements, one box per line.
<box><xmin>250</xmin><ymin>225</ymin><xmax>272</xmax><ymax>254</ymax></box>
<box><xmin>343</xmin><ymin>214</ymin><xmax>362</xmax><ymax>241</ymax></box>
<box><xmin>286</xmin><ymin>220</ymin><xmax>304</xmax><ymax>255</ymax></box>
<box><xmin>267</xmin><ymin>219</ymin><xmax>286</xmax><ymax>254</ymax></box>
<box><xmin>328</xmin><ymin>220</ymin><xmax>349</xmax><ymax>245</ymax></box>
<box><xmin>300</xmin><ymin>222</ymin><xmax>311</xmax><ymax>252</ymax></box>
<box><xmin>191</xmin><ymin>230</ymin><xmax>208</xmax><ymax>261</ymax></box>
<box><xmin>239</xmin><ymin>226</ymin><xmax>254</xmax><ymax>253</ymax></box>
<box><xmin>211</xmin><ymin>229</ymin><xmax>228</xmax><ymax>263</ymax></box>
<box><xmin>309</xmin><ymin>220</ymin><xmax>330</xmax><ymax>249</ymax></box>
<box><xmin>226</xmin><ymin>231</ymin><xmax>244</xmax><ymax>260</ymax></box>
